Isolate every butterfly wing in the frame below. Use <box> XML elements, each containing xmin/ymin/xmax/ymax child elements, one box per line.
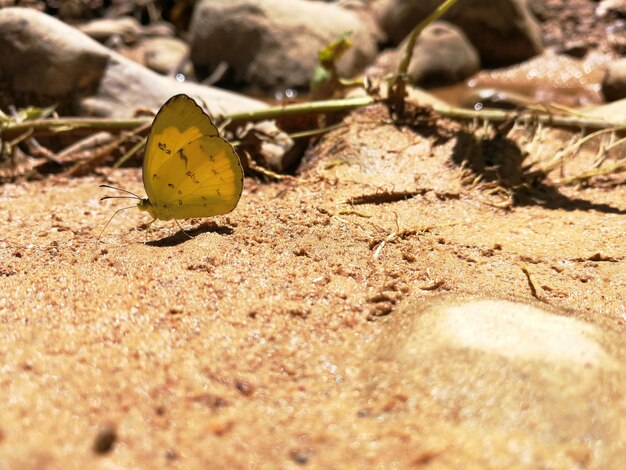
<box><xmin>150</xmin><ymin>135</ymin><xmax>244</xmax><ymax>219</ymax></box>
<box><xmin>143</xmin><ymin>94</ymin><xmax>219</xmax><ymax>204</ymax></box>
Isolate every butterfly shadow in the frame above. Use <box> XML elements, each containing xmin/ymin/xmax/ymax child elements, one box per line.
<box><xmin>146</xmin><ymin>221</ymin><xmax>234</xmax><ymax>247</ymax></box>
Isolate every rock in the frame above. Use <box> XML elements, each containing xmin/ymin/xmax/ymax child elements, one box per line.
<box><xmin>77</xmin><ymin>16</ymin><xmax>143</xmax><ymax>44</ymax></box>
<box><xmin>585</xmin><ymin>97</ymin><xmax>626</xmax><ymax>122</ymax></box>
<box><xmin>78</xmin><ymin>17</ymin><xmax>176</xmax><ymax>48</ymax></box>
<box><xmin>189</xmin><ymin>0</ymin><xmax>379</xmax><ymax>89</ymax></box>
<box><xmin>559</xmin><ymin>41</ymin><xmax>591</xmax><ymax>59</ymax></box>
<box><xmin>92</xmin><ymin>425</ymin><xmax>117</xmax><ymax>454</ymax></box>
<box><xmin>602</xmin><ymin>57</ymin><xmax>626</xmax><ymax>101</ymax></box>
<box><xmin>366</xmin><ymin>297</ymin><xmax>623</xmax><ymax>466</ymax></box>
<box><xmin>78</xmin><ymin>59</ymin><xmax>266</xmax><ymax>118</ymax></box>
<box><xmin>374</xmin><ymin>0</ymin><xmax>543</xmax><ymax>66</ymax></box>
<box><xmin>0</xmin><ymin>7</ymin><xmax>109</xmax><ymax>98</ymax></box>
<box><xmin>140</xmin><ymin>21</ymin><xmax>176</xmax><ymax>38</ymax></box>
<box><xmin>247</xmin><ymin>121</ymin><xmax>297</xmax><ymax>173</ymax></box>
<box><xmin>0</xmin><ymin>8</ymin><xmax>267</xmax><ymax>118</ymax></box>
<box><xmin>596</xmin><ymin>0</ymin><xmax>626</xmax><ymax>18</ymax></box>
<box><xmin>142</xmin><ymin>37</ymin><xmax>190</xmax><ymax>75</ymax></box>
<box><xmin>384</xmin><ymin>298</ymin><xmax>614</xmax><ymax>367</ymax></box>
<box><xmin>401</xmin><ymin>21</ymin><xmax>480</xmax><ymax>87</ymax></box>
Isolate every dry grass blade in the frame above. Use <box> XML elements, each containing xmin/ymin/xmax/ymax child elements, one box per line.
<box><xmin>54</xmin><ymin>132</ymin><xmax>116</xmax><ymax>165</ymax></box>
<box><xmin>243</xmin><ymin>151</ymin><xmax>296</xmax><ymax>181</ymax></box>
<box><xmin>65</xmin><ymin>122</ymin><xmax>150</xmax><ymax>176</ymax></box>
<box><xmin>556</xmin><ymin>159</ymin><xmax>626</xmax><ymax>185</ymax></box>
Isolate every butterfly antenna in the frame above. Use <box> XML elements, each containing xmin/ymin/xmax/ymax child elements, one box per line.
<box><xmin>99</xmin><ymin>184</ymin><xmax>142</xmax><ymax>200</ymax></box>
<box><xmin>97</xmin><ymin>205</ymin><xmax>138</xmax><ymax>242</ymax></box>
<box><xmin>100</xmin><ymin>195</ymin><xmax>142</xmax><ymax>201</ymax></box>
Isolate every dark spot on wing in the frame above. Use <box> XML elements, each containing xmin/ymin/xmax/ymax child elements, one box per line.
<box><xmin>177</xmin><ymin>148</ymin><xmax>188</xmax><ymax>168</ymax></box>
<box><xmin>168</xmin><ymin>183</ymin><xmax>174</xmax><ymax>189</ymax></box>
<box><xmin>186</xmin><ymin>170</ymin><xmax>199</xmax><ymax>184</ymax></box>
<box><xmin>158</xmin><ymin>142</ymin><xmax>171</xmax><ymax>154</ymax></box>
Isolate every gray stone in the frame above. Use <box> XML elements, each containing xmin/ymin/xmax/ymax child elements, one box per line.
<box><xmin>402</xmin><ymin>21</ymin><xmax>480</xmax><ymax>86</ymax></box>
<box><xmin>0</xmin><ymin>7</ymin><xmax>109</xmax><ymax>98</ymax></box>
<box><xmin>189</xmin><ymin>0</ymin><xmax>379</xmax><ymax>89</ymax></box>
<box><xmin>142</xmin><ymin>37</ymin><xmax>190</xmax><ymax>75</ymax></box>
<box><xmin>77</xmin><ymin>16</ymin><xmax>142</xmax><ymax>44</ymax></box>
<box><xmin>0</xmin><ymin>7</ymin><xmax>267</xmax><ymax>118</ymax></box>
<box><xmin>602</xmin><ymin>57</ymin><xmax>626</xmax><ymax>102</ymax></box>
<box><xmin>374</xmin><ymin>0</ymin><xmax>543</xmax><ymax>66</ymax></box>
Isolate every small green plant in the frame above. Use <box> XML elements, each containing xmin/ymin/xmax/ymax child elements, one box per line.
<box><xmin>310</xmin><ymin>32</ymin><xmax>362</xmax><ymax>99</ymax></box>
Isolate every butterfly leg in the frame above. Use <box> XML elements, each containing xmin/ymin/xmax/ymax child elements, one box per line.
<box><xmin>143</xmin><ymin>218</ymin><xmax>157</xmax><ymax>243</ymax></box>
<box><xmin>175</xmin><ymin>219</ymin><xmax>193</xmax><ymax>239</ymax></box>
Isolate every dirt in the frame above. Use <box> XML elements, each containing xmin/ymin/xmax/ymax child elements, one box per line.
<box><xmin>1</xmin><ymin>102</ymin><xmax>625</xmax><ymax>468</ymax></box>
<box><xmin>1</xmin><ymin>1</ymin><xmax>626</xmax><ymax>468</ymax></box>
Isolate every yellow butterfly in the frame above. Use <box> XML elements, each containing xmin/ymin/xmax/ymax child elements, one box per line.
<box><xmin>100</xmin><ymin>94</ymin><xmax>243</xmax><ymax>238</ymax></box>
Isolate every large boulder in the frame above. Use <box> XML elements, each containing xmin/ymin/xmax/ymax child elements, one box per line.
<box><xmin>0</xmin><ymin>7</ymin><xmax>109</xmax><ymax>99</ymax></box>
<box><xmin>189</xmin><ymin>0</ymin><xmax>379</xmax><ymax>89</ymax></box>
<box><xmin>0</xmin><ymin>7</ymin><xmax>266</xmax><ymax>117</ymax></box>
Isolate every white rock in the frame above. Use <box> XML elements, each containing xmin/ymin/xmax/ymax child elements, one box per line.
<box><xmin>596</xmin><ymin>0</ymin><xmax>626</xmax><ymax>17</ymax></box>
<box><xmin>367</xmin><ymin>297</ymin><xmax>622</xmax><ymax>466</ymax></box>
<box><xmin>408</xmin><ymin>298</ymin><xmax>613</xmax><ymax>368</ymax></box>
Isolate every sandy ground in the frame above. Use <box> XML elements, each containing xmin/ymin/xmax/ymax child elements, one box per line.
<box><xmin>1</xmin><ymin>105</ymin><xmax>625</xmax><ymax>468</ymax></box>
